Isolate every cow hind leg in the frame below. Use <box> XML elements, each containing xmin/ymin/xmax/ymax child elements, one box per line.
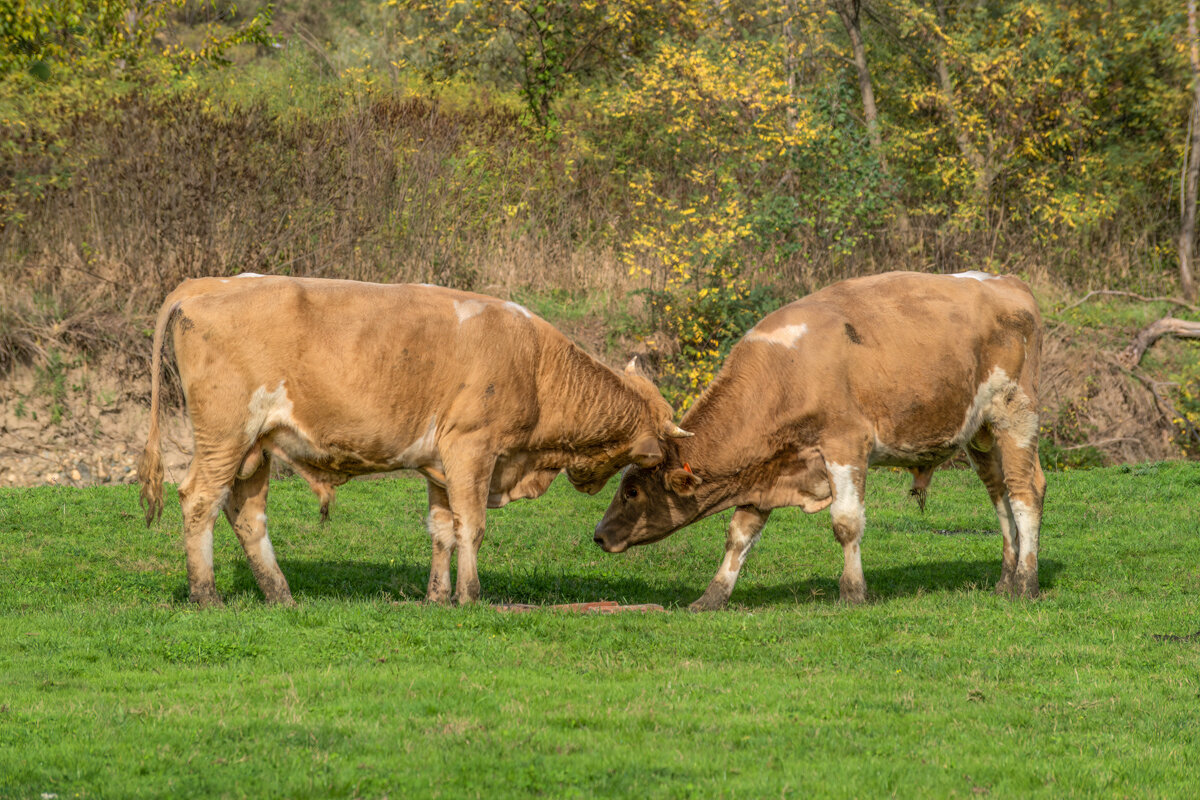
<box><xmin>177</xmin><ymin>466</ymin><xmax>230</xmax><ymax>607</ymax></box>
<box><xmin>690</xmin><ymin>505</ymin><xmax>771</xmax><ymax>612</ymax></box>
<box><xmin>968</xmin><ymin>442</ymin><xmax>1020</xmax><ymax>595</ymax></box>
<box><xmin>425</xmin><ymin>481</ymin><xmax>456</xmax><ymax>604</ymax></box>
<box><xmin>996</xmin><ymin>433</ymin><xmax>1045</xmax><ymax>599</ymax></box>
<box><xmin>224</xmin><ymin>452</ymin><xmax>294</xmax><ymax>605</ymax></box>
<box><xmin>824</xmin><ymin>455</ymin><xmax>869</xmax><ymax>604</ymax></box>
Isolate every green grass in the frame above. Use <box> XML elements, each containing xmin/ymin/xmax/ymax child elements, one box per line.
<box><xmin>2</xmin><ymin>464</ymin><xmax>1199</xmax><ymax>798</ymax></box>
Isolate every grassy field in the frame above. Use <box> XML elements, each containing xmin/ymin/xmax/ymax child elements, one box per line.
<box><xmin>1</xmin><ymin>464</ymin><xmax>1198</xmax><ymax>798</ymax></box>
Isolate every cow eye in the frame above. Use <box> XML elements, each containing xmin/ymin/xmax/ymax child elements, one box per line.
<box><xmin>623</xmin><ymin>486</ymin><xmax>640</xmax><ymax>501</ymax></box>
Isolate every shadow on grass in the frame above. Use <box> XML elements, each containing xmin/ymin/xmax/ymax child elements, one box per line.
<box><xmin>201</xmin><ymin>556</ymin><xmax>1063</xmax><ymax>609</ymax></box>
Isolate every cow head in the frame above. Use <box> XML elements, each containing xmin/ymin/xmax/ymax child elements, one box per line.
<box><xmin>592</xmin><ymin>452</ymin><xmax>704</xmax><ymax>553</ymax></box>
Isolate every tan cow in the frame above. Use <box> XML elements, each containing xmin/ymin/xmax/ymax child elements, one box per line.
<box><xmin>593</xmin><ymin>271</ymin><xmax>1046</xmax><ymax>609</ymax></box>
<box><xmin>138</xmin><ymin>275</ymin><xmax>687</xmax><ymax>606</ymax></box>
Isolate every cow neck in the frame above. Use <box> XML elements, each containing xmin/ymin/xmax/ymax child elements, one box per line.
<box><xmin>533</xmin><ymin>339</ymin><xmax>644</xmax><ymax>452</ymax></box>
<box><xmin>675</xmin><ymin>352</ymin><xmax>806</xmax><ymax>508</ymax></box>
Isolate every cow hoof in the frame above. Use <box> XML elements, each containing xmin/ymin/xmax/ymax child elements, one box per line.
<box><xmin>268</xmin><ymin>593</ymin><xmax>297</xmax><ymax>607</ymax></box>
<box><xmin>1013</xmin><ymin>572</ymin><xmax>1040</xmax><ymax>599</ymax></box>
<box><xmin>189</xmin><ymin>588</ymin><xmax>224</xmax><ymax>608</ymax></box>
<box><xmin>688</xmin><ymin>596</ymin><xmax>727</xmax><ymax>613</ymax></box>
<box><xmin>838</xmin><ymin>580</ymin><xmax>867</xmax><ymax>605</ymax></box>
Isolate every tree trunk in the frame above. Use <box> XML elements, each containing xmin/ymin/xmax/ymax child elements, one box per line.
<box><xmin>830</xmin><ymin>0</ymin><xmax>912</xmax><ymax>238</ymax></box>
<box><xmin>932</xmin><ymin>0</ymin><xmax>991</xmax><ymax>208</ymax></box>
<box><xmin>784</xmin><ymin>0</ymin><xmax>800</xmax><ymax>134</ymax></box>
<box><xmin>1178</xmin><ymin>0</ymin><xmax>1200</xmax><ymax>302</ymax></box>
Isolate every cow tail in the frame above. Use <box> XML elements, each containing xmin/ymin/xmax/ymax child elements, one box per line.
<box><xmin>137</xmin><ymin>298</ymin><xmax>179</xmax><ymax>525</ymax></box>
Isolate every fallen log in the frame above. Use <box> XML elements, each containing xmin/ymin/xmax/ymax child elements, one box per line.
<box><xmin>1119</xmin><ymin>317</ymin><xmax>1200</xmax><ymax>368</ymax></box>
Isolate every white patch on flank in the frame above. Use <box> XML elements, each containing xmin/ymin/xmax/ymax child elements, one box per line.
<box><xmin>950</xmin><ymin>270</ymin><xmax>996</xmax><ymax>281</ymax></box>
<box><xmin>454</xmin><ymin>299</ymin><xmax>487</xmax><ymax>323</ymax></box>
<box><xmin>245</xmin><ymin>381</ymin><xmax>297</xmax><ymax>440</ymax></box>
<box><xmin>955</xmin><ymin>366</ymin><xmax>1038</xmax><ymax>450</ymax></box>
<box><xmin>504</xmin><ymin>301</ymin><xmax>533</xmax><ymax>318</ymax></box>
<box><xmin>744</xmin><ymin>322</ymin><xmax>809</xmax><ymax>348</ymax></box>
<box><xmin>398</xmin><ymin>416</ymin><xmax>439</xmax><ymax>466</ymax></box>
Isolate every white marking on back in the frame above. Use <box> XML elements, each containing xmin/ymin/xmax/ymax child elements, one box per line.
<box><xmin>235</xmin><ymin>272</ymin><xmax>264</xmax><ymax>279</ymax></box>
<box><xmin>504</xmin><ymin>301</ymin><xmax>532</xmax><ymax>318</ymax></box>
<box><xmin>950</xmin><ymin>270</ymin><xmax>996</xmax><ymax>282</ymax></box>
<box><xmin>454</xmin><ymin>299</ymin><xmax>487</xmax><ymax>323</ymax></box>
<box><xmin>245</xmin><ymin>381</ymin><xmax>297</xmax><ymax>440</ymax></box>
<box><xmin>744</xmin><ymin>322</ymin><xmax>809</xmax><ymax>347</ymax></box>
<box><xmin>827</xmin><ymin>462</ymin><xmax>865</xmax><ymax>530</ymax></box>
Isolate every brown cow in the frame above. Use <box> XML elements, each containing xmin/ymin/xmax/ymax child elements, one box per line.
<box><xmin>593</xmin><ymin>271</ymin><xmax>1046</xmax><ymax>609</ymax></box>
<box><xmin>138</xmin><ymin>275</ymin><xmax>687</xmax><ymax>606</ymax></box>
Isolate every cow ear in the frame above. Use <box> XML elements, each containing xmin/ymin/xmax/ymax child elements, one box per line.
<box><xmin>665</xmin><ymin>467</ymin><xmax>702</xmax><ymax>496</ymax></box>
<box><xmin>630</xmin><ymin>436</ymin><xmax>663</xmax><ymax>468</ymax></box>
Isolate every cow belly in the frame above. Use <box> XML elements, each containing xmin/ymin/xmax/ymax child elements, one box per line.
<box><xmin>868</xmin><ymin>442</ymin><xmax>960</xmax><ymax>469</ymax></box>
<box><xmin>264</xmin><ymin>424</ymin><xmax>444</xmax><ymax>478</ymax></box>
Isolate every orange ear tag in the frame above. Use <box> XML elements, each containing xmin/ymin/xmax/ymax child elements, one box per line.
<box><xmin>683</xmin><ymin>463</ymin><xmax>694</xmax><ymax>474</ymax></box>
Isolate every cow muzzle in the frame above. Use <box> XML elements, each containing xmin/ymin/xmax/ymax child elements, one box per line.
<box><xmin>592</xmin><ymin>525</ymin><xmax>629</xmax><ymax>553</ymax></box>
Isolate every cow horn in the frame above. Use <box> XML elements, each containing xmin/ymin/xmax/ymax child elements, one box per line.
<box><xmin>664</xmin><ymin>422</ymin><xmax>694</xmax><ymax>438</ymax></box>
<box><xmin>624</xmin><ymin>357</ymin><xmax>640</xmax><ymax>376</ymax></box>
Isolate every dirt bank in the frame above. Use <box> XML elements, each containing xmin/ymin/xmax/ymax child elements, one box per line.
<box><xmin>0</xmin><ymin>325</ymin><xmax>1188</xmax><ymax>490</ymax></box>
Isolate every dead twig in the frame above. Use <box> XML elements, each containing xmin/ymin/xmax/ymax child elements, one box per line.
<box><xmin>1119</xmin><ymin>317</ymin><xmax>1200</xmax><ymax>368</ymax></box>
<box><xmin>1058</xmin><ymin>437</ymin><xmax>1145</xmax><ymax>452</ymax></box>
<box><xmin>1055</xmin><ymin>290</ymin><xmax>1199</xmax><ymax>319</ymax></box>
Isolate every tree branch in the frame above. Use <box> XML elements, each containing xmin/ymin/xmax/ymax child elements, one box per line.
<box><xmin>1053</xmin><ymin>289</ymin><xmax>1200</xmax><ymax>321</ymax></box>
<box><xmin>1119</xmin><ymin>317</ymin><xmax>1200</xmax><ymax>368</ymax></box>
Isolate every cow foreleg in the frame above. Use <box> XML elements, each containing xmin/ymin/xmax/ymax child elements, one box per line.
<box><xmin>825</xmin><ymin>458</ymin><xmax>868</xmax><ymax>604</ymax></box>
<box><xmin>444</xmin><ymin>456</ymin><xmax>495</xmax><ymax>605</ymax></box>
<box><xmin>689</xmin><ymin>505</ymin><xmax>770</xmax><ymax>612</ymax></box>
<box><xmin>425</xmin><ymin>482</ymin><xmax>455</xmax><ymax>604</ymax></box>
<box><xmin>224</xmin><ymin>452</ymin><xmax>293</xmax><ymax>605</ymax></box>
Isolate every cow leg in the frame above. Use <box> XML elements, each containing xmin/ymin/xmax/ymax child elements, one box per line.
<box><xmin>689</xmin><ymin>505</ymin><xmax>771</xmax><ymax>612</ymax></box>
<box><xmin>177</xmin><ymin>466</ymin><xmax>230</xmax><ymax>607</ymax></box>
<box><xmin>824</xmin><ymin>455</ymin><xmax>869</xmax><ymax>604</ymax></box>
<box><xmin>443</xmin><ymin>455</ymin><xmax>495</xmax><ymax>605</ymax></box>
<box><xmin>425</xmin><ymin>481</ymin><xmax>455</xmax><ymax>604</ymax></box>
<box><xmin>995</xmin><ymin>434</ymin><xmax>1046</xmax><ymax>599</ymax></box>
<box><xmin>223</xmin><ymin>452</ymin><xmax>293</xmax><ymax>605</ymax></box>
<box><xmin>968</xmin><ymin>443</ymin><xmax>1020</xmax><ymax>595</ymax></box>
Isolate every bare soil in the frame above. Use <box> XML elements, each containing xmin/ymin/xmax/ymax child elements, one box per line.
<box><xmin>0</xmin><ymin>326</ymin><xmax>1186</xmax><ymax>489</ymax></box>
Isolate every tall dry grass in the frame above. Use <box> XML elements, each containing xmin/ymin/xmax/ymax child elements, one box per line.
<box><xmin>0</xmin><ymin>90</ymin><xmax>634</xmax><ymax>376</ymax></box>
